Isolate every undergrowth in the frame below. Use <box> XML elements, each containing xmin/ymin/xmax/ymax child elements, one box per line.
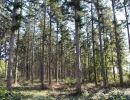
<box><xmin>0</xmin><ymin>87</ymin><xmax>130</xmax><ymax>100</ymax></box>
<box><xmin>0</xmin><ymin>78</ymin><xmax>130</xmax><ymax>100</ymax></box>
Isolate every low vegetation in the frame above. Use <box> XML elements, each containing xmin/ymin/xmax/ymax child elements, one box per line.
<box><xmin>0</xmin><ymin>78</ymin><xmax>130</xmax><ymax>100</ymax></box>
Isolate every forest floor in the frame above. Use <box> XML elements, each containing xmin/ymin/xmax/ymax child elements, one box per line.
<box><xmin>1</xmin><ymin>80</ymin><xmax>130</xmax><ymax>100</ymax></box>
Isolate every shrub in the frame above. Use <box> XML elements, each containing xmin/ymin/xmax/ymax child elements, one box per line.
<box><xmin>66</xmin><ymin>77</ymin><xmax>73</xmax><ymax>86</ymax></box>
<box><xmin>108</xmin><ymin>92</ymin><xmax>127</xmax><ymax>100</ymax></box>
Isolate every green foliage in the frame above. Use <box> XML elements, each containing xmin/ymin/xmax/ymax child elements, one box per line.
<box><xmin>123</xmin><ymin>73</ymin><xmax>129</xmax><ymax>82</ymax></box>
<box><xmin>0</xmin><ymin>76</ymin><xmax>5</xmax><ymax>87</ymax></box>
<box><xmin>66</xmin><ymin>77</ymin><xmax>74</xmax><ymax>86</ymax></box>
<box><xmin>0</xmin><ymin>88</ymin><xmax>7</xmax><ymax>97</ymax></box>
<box><xmin>0</xmin><ymin>88</ymin><xmax>8</xmax><ymax>100</ymax></box>
<box><xmin>108</xmin><ymin>75</ymin><xmax>115</xmax><ymax>83</ymax></box>
<box><xmin>127</xmin><ymin>73</ymin><xmax>130</xmax><ymax>80</ymax></box>
<box><xmin>0</xmin><ymin>89</ymin><xmax>21</xmax><ymax>100</ymax></box>
<box><xmin>0</xmin><ymin>60</ymin><xmax>7</xmax><ymax>75</ymax></box>
<box><xmin>123</xmin><ymin>0</ymin><xmax>129</xmax><ymax>5</ymax></box>
<box><xmin>108</xmin><ymin>92</ymin><xmax>129</xmax><ymax>100</ymax></box>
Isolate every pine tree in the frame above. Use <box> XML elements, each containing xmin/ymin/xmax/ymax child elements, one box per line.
<box><xmin>7</xmin><ymin>0</ymin><xmax>21</xmax><ymax>90</ymax></box>
<box><xmin>111</xmin><ymin>0</ymin><xmax>123</xmax><ymax>86</ymax></box>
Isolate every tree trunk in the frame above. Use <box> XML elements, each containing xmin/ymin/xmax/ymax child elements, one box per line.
<box><xmin>111</xmin><ymin>0</ymin><xmax>123</xmax><ymax>86</ymax></box>
<box><xmin>96</xmin><ymin>0</ymin><xmax>107</xmax><ymax>88</ymax></box>
<box><xmin>55</xmin><ymin>22</ymin><xmax>58</xmax><ymax>83</ymax></box>
<box><xmin>91</xmin><ymin>1</ymin><xmax>97</xmax><ymax>86</ymax></box>
<box><xmin>14</xmin><ymin>30</ymin><xmax>19</xmax><ymax>85</ymax></box>
<box><xmin>7</xmin><ymin>32</ymin><xmax>15</xmax><ymax>90</ymax></box>
<box><xmin>49</xmin><ymin>10</ymin><xmax>52</xmax><ymax>85</ymax></box>
<box><xmin>83</xmin><ymin>55</ymin><xmax>86</xmax><ymax>82</ymax></box>
<box><xmin>110</xmin><ymin>32</ymin><xmax>116</xmax><ymax>81</ymax></box>
<box><xmin>14</xmin><ymin>50</ymin><xmax>18</xmax><ymax>84</ymax></box>
<box><xmin>63</xmin><ymin>58</ymin><xmax>66</xmax><ymax>80</ymax></box>
<box><xmin>105</xmin><ymin>56</ymin><xmax>108</xmax><ymax>82</ymax></box>
<box><xmin>26</xmin><ymin>27</ymin><xmax>30</xmax><ymax>81</ymax></box>
<box><xmin>23</xmin><ymin>51</ymin><xmax>27</xmax><ymax>79</ymax></box>
<box><xmin>31</xmin><ymin>12</ymin><xmax>36</xmax><ymax>83</ymax></box>
<box><xmin>41</xmin><ymin>2</ymin><xmax>46</xmax><ymax>89</ymax></box>
<box><xmin>7</xmin><ymin>0</ymin><xmax>18</xmax><ymax>90</ymax></box>
<box><xmin>112</xmin><ymin>54</ymin><xmax>116</xmax><ymax>80</ymax></box>
<box><xmin>14</xmin><ymin>0</ymin><xmax>22</xmax><ymax>85</ymax></box>
<box><xmin>75</xmin><ymin>4</ymin><xmax>82</xmax><ymax>93</ymax></box>
<box><xmin>61</xmin><ymin>43</ymin><xmax>63</xmax><ymax>81</ymax></box>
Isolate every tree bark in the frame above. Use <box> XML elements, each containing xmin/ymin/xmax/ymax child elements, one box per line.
<box><xmin>112</xmin><ymin>54</ymin><xmax>116</xmax><ymax>80</ymax></box>
<box><xmin>14</xmin><ymin>0</ymin><xmax>22</xmax><ymax>85</ymax></box>
<box><xmin>26</xmin><ymin>24</ymin><xmax>30</xmax><ymax>81</ymax></box>
<box><xmin>31</xmin><ymin>11</ymin><xmax>36</xmax><ymax>83</ymax></box>
<box><xmin>110</xmin><ymin>32</ymin><xmax>116</xmax><ymax>80</ymax></box>
<box><xmin>55</xmin><ymin>22</ymin><xmax>58</xmax><ymax>83</ymax></box>
<box><xmin>7</xmin><ymin>0</ymin><xmax>18</xmax><ymax>90</ymax></box>
<box><xmin>96</xmin><ymin>0</ymin><xmax>107</xmax><ymax>88</ymax></box>
<box><xmin>60</xmin><ymin>43</ymin><xmax>63</xmax><ymax>81</ymax></box>
<box><xmin>75</xmin><ymin>4</ymin><xmax>82</xmax><ymax>93</ymax></box>
<box><xmin>14</xmin><ymin>30</ymin><xmax>19</xmax><ymax>85</ymax></box>
<box><xmin>91</xmin><ymin>0</ymin><xmax>97</xmax><ymax>86</ymax></box>
<box><xmin>111</xmin><ymin>0</ymin><xmax>123</xmax><ymax>86</ymax></box>
<box><xmin>49</xmin><ymin>10</ymin><xmax>52</xmax><ymax>85</ymax></box>
<box><xmin>41</xmin><ymin>2</ymin><xmax>46</xmax><ymax>89</ymax></box>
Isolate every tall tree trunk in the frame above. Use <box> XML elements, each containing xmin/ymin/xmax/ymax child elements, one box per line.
<box><xmin>41</xmin><ymin>2</ymin><xmax>46</xmax><ymax>89</ymax></box>
<box><xmin>91</xmin><ymin>1</ymin><xmax>97</xmax><ymax>86</ymax></box>
<box><xmin>55</xmin><ymin>22</ymin><xmax>58</xmax><ymax>83</ymax></box>
<box><xmin>39</xmin><ymin>36</ymin><xmax>42</xmax><ymax>81</ymax></box>
<box><xmin>14</xmin><ymin>0</ymin><xmax>22</xmax><ymax>85</ymax></box>
<box><xmin>75</xmin><ymin>3</ymin><xmax>82</xmax><ymax>93</ymax></box>
<box><xmin>111</xmin><ymin>0</ymin><xmax>123</xmax><ymax>86</ymax></box>
<box><xmin>7</xmin><ymin>0</ymin><xmax>18</xmax><ymax>90</ymax></box>
<box><xmin>112</xmin><ymin>53</ymin><xmax>116</xmax><ymax>80</ymax></box>
<box><xmin>60</xmin><ymin>42</ymin><xmax>63</xmax><ymax>81</ymax></box>
<box><xmin>23</xmin><ymin>50</ymin><xmax>27</xmax><ymax>80</ymax></box>
<box><xmin>31</xmin><ymin>12</ymin><xmax>36</xmax><ymax>83</ymax></box>
<box><xmin>49</xmin><ymin>11</ymin><xmax>52</xmax><ymax>85</ymax></box>
<box><xmin>14</xmin><ymin>30</ymin><xmax>19</xmax><ymax>85</ymax></box>
<box><xmin>26</xmin><ymin>26</ymin><xmax>30</xmax><ymax>81</ymax></box>
<box><xmin>105</xmin><ymin>55</ymin><xmax>108</xmax><ymax>82</ymax></box>
<box><xmin>110</xmin><ymin>32</ymin><xmax>116</xmax><ymax>80</ymax></box>
<box><xmin>83</xmin><ymin>55</ymin><xmax>86</xmax><ymax>82</ymax></box>
<box><xmin>45</xmin><ymin>46</ymin><xmax>49</xmax><ymax>81</ymax></box>
<box><xmin>96</xmin><ymin>0</ymin><xmax>107</xmax><ymax>88</ymax></box>
<box><xmin>64</xmin><ymin>59</ymin><xmax>66</xmax><ymax>80</ymax></box>
<box><xmin>103</xmin><ymin>15</ymin><xmax>108</xmax><ymax>83</ymax></box>
<box><xmin>7</xmin><ymin>31</ymin><xmax>15</xmax><ymax>89</ymax></box>
<box><xmin>88</xmin><ymin>51</ymin><xmax>91</xmax><ymax>82</ymax></box>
